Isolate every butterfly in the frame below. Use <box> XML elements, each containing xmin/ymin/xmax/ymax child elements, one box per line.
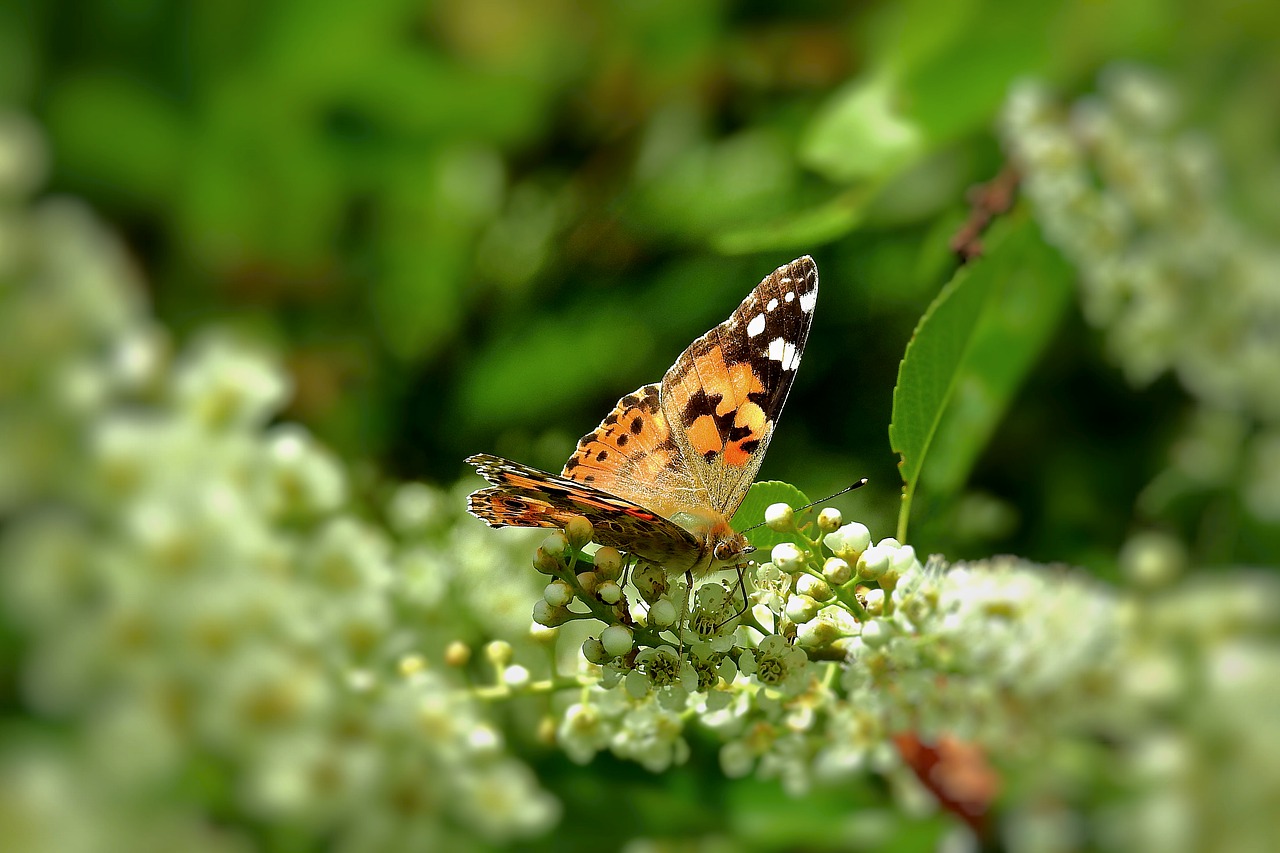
<box><xmin>467</xmin><ymin>256</ymin><xmax>818</xmax><ymax>577</ymax></box>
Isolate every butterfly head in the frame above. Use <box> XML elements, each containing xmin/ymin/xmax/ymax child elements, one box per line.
<box><xmin>713</xmin><ymin>536</ymin><xmax>754</xmax><ymax>564</ymax></box>
<box><xmin>668</xmin><ymin>508</ymin><xmax>755</xmax><ymax>575</ymax></box>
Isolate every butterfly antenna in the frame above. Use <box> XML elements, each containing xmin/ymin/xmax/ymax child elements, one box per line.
<box><xmin>741</xmin><ymin>479</ymin><xmax>868</xmax><ymax>533</ymax></box>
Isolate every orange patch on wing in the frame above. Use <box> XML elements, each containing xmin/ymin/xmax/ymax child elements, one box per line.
<box><xmin>506</xmin><ymin>474</ymin><xmax>551</xmax><ymax>491</ymax></box>
<box><xmin>724</xmin><ymin>403</ymin><xmax>768</xmax><ymax>467</ymax></box>
<box><xmin>718</xmin><ymin>360</ymin><xmax>766</xmax><ymax>416</ymax></box>
<box><xmin>686</xmin><ymin>414</ymin><xmax>724</xmax><ymax>457</ymax></box>
<box><xmin>667</xmin><ymin>348</ymin><xmax>766</xmax><ymax>421</ymax></box>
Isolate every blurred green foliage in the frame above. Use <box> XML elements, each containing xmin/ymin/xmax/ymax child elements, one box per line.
<box><xmin>7</xmin><ymin>0</ymin><xmax>1276</xmax><ymax>555</ymax></box>
<box><xmin>3</xmin><ymin>0</ymin><xmax>1280</xmax><ymax>847</ymax></box>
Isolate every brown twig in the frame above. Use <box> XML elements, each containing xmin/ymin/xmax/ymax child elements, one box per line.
<box><xmin>950</xmin><ymin>165</ymin><xmax>1021</xmax><ymax>263</ymax></box>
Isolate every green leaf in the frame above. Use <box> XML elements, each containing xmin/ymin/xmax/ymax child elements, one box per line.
<box><xmin>713</xmin><ymin>186</ymin><xmax>875</xmax><ymax>255</ymax></box>
<box><xmin>889</xmin><ymin>212</ymin><xmax>1074</xmax><ymax>542</ymax></box>
<box><xmin>732</xmin><ymin>480</ymin><xmax>811</xmax><ymax>554</ymax></box>
<box><xmin>800</xmin><ymin>71</ymin><xmax>925</xmax><ymax>185</ymax></box>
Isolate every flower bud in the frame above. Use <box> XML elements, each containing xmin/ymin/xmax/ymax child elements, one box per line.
<box><xmin>797</xmin><ymin>617</ymin><xmax>841</xmax><ymax>648</ymax></box>
<box><xmin>649</xmin><ymin>596</ymin><xmax>678</xmax><ymax>628</ymax></box>
<box><xmin>533</xmin><ymin>547</ymin><xmax>561</xmax><ymax>574</ymax></box>
<box><xmin>1120</xmin><ymin>531</ymin><xmax>1185</xmax><ymax>589</ymax></box>
<box><xmin>889</xmin><ymin>544</ymin><xmax>919</xmax><ymax>574</ymax></box>
<box><xmin>503</xmin><ymin>665</ymin><xmax>531</xmax><ymax>688</ymax></box>
<box><xmin>765</xmin><ymin>502</ymin><xmax>794</xmax><ymax>531</ymax></box>
<box><xmin>822</xmin><ymin>557</ymin><xmax>851</xmax><ymax>586</ymax></box>
<box><xmin>485</xmin><ymin>640</ymin><xmax>513</xmax><ymax>666</ymax></box>
<box><xmin>862</xmin><ymin>588</ymin><xmax>885</xmax><ymax>615</ymax></box>
<box><xmin>771</xmin><ymin>542</ymin><xmax>806</xmax><ymax>573</ymax></box>
<box><xmin>785</xmin><ymin>593</ymin><xmax>820</xmax><ymax>624</ymax></box>
<box><xmin>795</xmin><ymin>573</ymin><xmax>832</xmax><ymax>601</ymax></box>
<box><xmin>601</xmin><ymin>624</ymin><xmax>634</xmax><ymax>657</ymax></box>
<box><xmin>541</xmin><ymin>531</ymin><xmax>569</xmax><ymax>556</ymax></box>
<box><xmin>633</xmin><ymin>562</ymin><xmax>668</xmax><ymax>604</ymax></box>
<box><xmin>582</xmin><ymin>636</ymin><xmax>609</xmax><ymax>664</ymax></box>
<box><xmin>532</xmin><ymin>600</ymin><xmax>570</xmax><ymax>628</ymax></box>
<box><xmin>857</xmin><ymin>544</ymin><xmax>891</xmax><ymax>580</ymax></box>
<box><xmin>565</xmin><ymin>516</ymin><xmax>593</xmax><ymax>549</ymax></box>
<box><xmin>598</xmin><ymin>580</ymin><xmax>622</xmax><ymax>605</ymax></box>
<box><xmin>442</xmin><ymin>643</ymin><xmax>469</xmax><ymax>668</ymax></box>
<box><xmin>594</xmin><ymin>546</ymin><xmax>623</xmax><ymax>579</ymax></box>
<box><xmin>825</xmin><ymin>522</ymin><xmax>871</xmax><ymax>560</ymax></box>
<box><xmin>860</xmin><ymin>619</ymin><xmax>890</xmax><ymax>648</ymax></box>
<box><xmin>817</xmin><ymin>507</ymin><xmax>843</xmax><ymax>532</ymax></box>
<box><xmin>576</xmin><ymin>570</ymin><xmax>600</xmax><ymax>596</ymax></box>
<box><xmin>543</xmin><ymin>579</ymin><xmax>574</xmax><ymax>607</ymax></box>
<box><xmin>534</xmin><ymin>533</ymin><xmax>568</xmax><ymax>574</ymax></box>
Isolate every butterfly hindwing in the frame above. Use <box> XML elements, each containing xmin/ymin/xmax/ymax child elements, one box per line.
<box><xmin>467</xmin><ymin>453</ymin><xmax>701</xmax><ymax>565</ymax></box>
<box><xmin>660</xmin><ymin>256</ymin><xmax>818</xmax><ymax>518</ymax></box>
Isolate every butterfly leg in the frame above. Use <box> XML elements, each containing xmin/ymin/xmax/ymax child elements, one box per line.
<box><xmin>678</xmin><ymin>569</ymin><xmax>694</xmax><ymax>662</ymax></box>
<box><xmin>715</xmin><ymin>562</ymin><xmax>752</xmax><ymax>634</ymax></box>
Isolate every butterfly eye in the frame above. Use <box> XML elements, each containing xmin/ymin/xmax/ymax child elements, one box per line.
<box><xmin>713</xmin><ymin>542</ymin><xmax>734</xmax><ymax>562</ymax></box>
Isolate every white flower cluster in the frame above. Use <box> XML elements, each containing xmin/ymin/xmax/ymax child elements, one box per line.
<box><xmin>1001</xmin><ymin>66</ymin><xmax>1280</xmax><ymax>415</ymax></box>
<box><xmin>533</xmin><ymin>496</ymin><xmax>1280</xmax><ymax>851</ymax></box>
<box><xmin>0</xmin><ymin>116</ymin><xmax>557</xmax><ymax>851</ymax></box>
<box><xmin>1000</xmin><ymin>66</ymin><xmax>1280</xmax><ymax>521</ymax></box>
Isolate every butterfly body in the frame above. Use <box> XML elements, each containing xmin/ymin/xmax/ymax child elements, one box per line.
<box><xmin>467</xmin><ymin>256</ymin><xmax>818</xmax><ymax>576</ymax></box>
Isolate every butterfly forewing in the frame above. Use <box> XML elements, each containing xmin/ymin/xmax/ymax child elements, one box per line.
<box><xmin>561</xmin><ymin>384</ymin><xmax>710</xmax><ymax>519</ymax></box>
<box><xmin>659</xmin><ymin>257</ymin><xmax>818</xmax><ymax>517</ymax></box>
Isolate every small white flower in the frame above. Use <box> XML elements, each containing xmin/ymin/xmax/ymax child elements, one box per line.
<box><xmin>558</xmin><ymin>703</ymin><xmax>611</xmax><ymax>764</ymax></box>
<box><xmin>739</xmin><ymin>635</ymin><xmax>811</xmax><ymax>695</ymax></box>
<box><xmin>610</xmin><ymin>701</ymin><xmax>690</xmax><ymax>772</ymax></box>
<box><xmin>720</xmin><ymin>739</ymin><xmax>756</xmax><ymax>778</ymax></box>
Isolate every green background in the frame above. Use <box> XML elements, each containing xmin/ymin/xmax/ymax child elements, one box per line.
<box><xmin>3</xmin><ymin>1</ymin><xmax>1279</xmax><ymax>849</ymax></box>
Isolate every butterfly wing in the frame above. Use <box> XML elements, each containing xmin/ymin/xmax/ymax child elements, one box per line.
<box><xmin>467</xmin><ymin>453</ymin><xmax>702</xmax><ymax>566</ymax></box>
<box><xmin>660</xmin><ymin>256</ymin><xmax>818</xmax><ymax>517</ymax></box>
<box><xmin>561</xmin><ymin>383</ymin><xmax>711</xmax><ymax>520</ymax></box>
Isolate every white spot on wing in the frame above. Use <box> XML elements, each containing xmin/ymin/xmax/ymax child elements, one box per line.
<box><xmin>785</xmin><ymin>291</ymin><xmax>795</xmax><ymax>302</ymax></box>
<box><xmin>766</xmin><ymin>298</ymin><xmax>779</xmax><ymax>311</ymax></box>
<box><xmin>746</xmin><ymin>313</ymin><xmax>766</xmax><ymax>338</ymax></box>
<box><xmin>766</xmin><ymin>337</ymin><xmax>799</xmax><ymax>370</ymax></box>
<box><xmin>800</xmin><ymin>290</ymin><xmax>817</xmax><ymax>313</ymax></box>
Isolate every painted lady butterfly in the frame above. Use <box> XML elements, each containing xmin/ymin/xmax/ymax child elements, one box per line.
<box><xmin>467</xmin><ymin>256</ymin><xmax>818</xmax><ymax>576</ymax></box>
